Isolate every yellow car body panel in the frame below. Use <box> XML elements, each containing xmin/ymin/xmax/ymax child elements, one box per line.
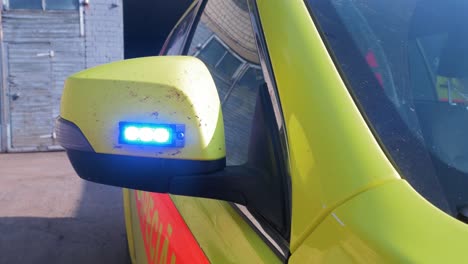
<box><xmin>60</xmin><ymin>56</ymin><xmax>225</xmax><ymax>160</ymax></box>
<box><xmin>123</xmin><ymin>188</ymin><xmax>138</xmax><ymax>264</ymax></box>
<box><xmin>257</xmin><ymin>0</ymin><xmax>468</xmax><ymax>260</ymax></box>
<box><xmin>170</xmin><ymin>196</ymin><xmax>282</xmax><ymax>264</ymax></box>
<box><xmin>289</xmin><ymin>180</ymin><xmax>468</xmax><ymax>263</ymax></box>
<box><xmin>124</xmin><ymin>189</ymin><xmax>169</xmax><ymax>264</ymax></box>
<box><xmin>123</xmin><ymin>188</ymin><xmax>281</xmax><ymax>264</ymax></box>
<box><xmin>256</xmin><ymin>0</ymin><xmax>401</xmax><ymax>251</ymax></box>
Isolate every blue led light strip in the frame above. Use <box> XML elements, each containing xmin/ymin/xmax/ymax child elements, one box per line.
<box><xmin>118</xmin><ymin>122</ymin><xmax>185</xmax><ymax>147</ymax></box>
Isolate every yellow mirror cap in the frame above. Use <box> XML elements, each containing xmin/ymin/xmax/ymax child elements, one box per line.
<box><xmin>60</xmin><ymin>56</ymin><xmax>225</xmax><ymax>161</ymax></box>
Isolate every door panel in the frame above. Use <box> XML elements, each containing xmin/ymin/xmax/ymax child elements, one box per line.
<box><xmin>127</xmin><ymin>0</ymin><xmax>289</xmax><ymax>263</ymax></box>
<box><xmin>128</xmin><ymin>190</ymin><xmax>282</xmax><ymax>264</ymax></box>
<box><xmin>7</xmin><ymin>42</ymin><xmax>55</xmax><ymax>150</ymax></box>
<box><xmin>133</xmin><ymin>191</ymin><xmax>209</xmax><ymax>264</ymax></box>
<box><xmin>182</xmin><ymin>0</ymin><xmax>290</xmax><ymax>245</ymax></box>
<box><xmin>171</xmin><ymin>195</ymin><xmax>282</xmax><ymax>264</ymax></box>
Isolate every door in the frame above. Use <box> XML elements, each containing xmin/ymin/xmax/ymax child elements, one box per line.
<box><xmin>125</xmin><ymin>0</ymin><xmax>291</xmax><ymax>263</ymax></box>
<box><xmin>7</xmin><ymin>42</ymin><xmax>56</xmax><ymax>151</ymax></box>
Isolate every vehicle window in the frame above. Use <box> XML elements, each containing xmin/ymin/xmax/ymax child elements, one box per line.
<box><xmin>307</xmin><ymin>0</ymin><xmax>468</xmax><ymax>221</ymax></box>
<box><xmin>183</xmin><ymin>0</ymin><xmax>290</xmax><ymax>252</ymax></box>
<box><xmin>197</xmin><ymin>37</ymin><xmax>244</xmax><ymax>80</ymax></box>
<box><xmin>187</xmin><ymin>0</ymin><xmax>262</xmax><ymax>166</ymax></box>
<box><xmin>160</xmin><ymin>1</ymin><xmax>200</xmax><ymax>56</ymax></box>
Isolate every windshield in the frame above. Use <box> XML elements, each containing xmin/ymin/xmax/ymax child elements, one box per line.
<box><xmin>307</xmin><ymin>0</ymin><xmax>468</xmax><ymax>222</ymax></box>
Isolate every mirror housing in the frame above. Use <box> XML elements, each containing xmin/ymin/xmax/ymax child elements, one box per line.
<box><xmin>57</xmin><ymin>57</ymin><xmax>290</xmax><ymax>237</ymax></box>
<box><xmin>56</xmin><ymin>56</ymin><xmax>227</xmax><ymax>192</ymax></box>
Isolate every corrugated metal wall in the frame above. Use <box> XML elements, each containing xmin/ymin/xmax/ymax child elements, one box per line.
<box><xmin>0</xmin><ymin>1</ymin><xmax>123</xmax><ymax>152</ymax></box>
<box><xmin>3</xmin><ymin>11</ymin><xmax>85</xmax><ymax>151</ymax></box>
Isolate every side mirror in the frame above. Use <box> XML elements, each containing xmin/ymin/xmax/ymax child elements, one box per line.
<box><xmin>57</xmin><ymin>56</ymin><xmax>228</xmax><ymax>188</ymax></box>
<box><xmin>57</xmin><ymin>56</ymin><xmax>256</xmax><ymax>204</ymax></box>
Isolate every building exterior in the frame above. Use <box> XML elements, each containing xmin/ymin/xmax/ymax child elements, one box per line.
<box><xmin>0</xmin><ymin>0</ymin><xmax>123</xmax><ymax>152</ymax></box>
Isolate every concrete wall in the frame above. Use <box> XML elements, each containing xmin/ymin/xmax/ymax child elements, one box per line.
<box><xmin>2</xmin><ymin>11</ymin><xmax>85</xmax><ymax>150</ymax></box>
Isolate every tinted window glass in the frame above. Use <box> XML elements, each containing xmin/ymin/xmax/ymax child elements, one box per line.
<box><xmin>217</xmin><ymin>52</ymin><xmax>242</xmax><ymax>78</ymax></box>
<box><xmin>197</xmin><ymin>38</ymin><xmax>244</xmax><ymax>80</ymax></box>
<box><xmin>307</xmin><ymin>0</ymin><xmax>468</xmax><ymax>221</ymax></box>
<box><xmin>188</xmin><ymin>0</ymin><xmax>264</xmax><ymax>166</ymax></box>
<box><xmin>198</xmin><ymin>38</ymin><xmax>226</xmax><ymax>66</ymax></box>
<box><xmin>239</xmin><ymin>67</ymin><xmax>264</xmax><ymax>90</ymax></box>
<box><xmin>162</xmin><ymin>3</ymin><xmax>198</xmax><ymax>56</ymax></box>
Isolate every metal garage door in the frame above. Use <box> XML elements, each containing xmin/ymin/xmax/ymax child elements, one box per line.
<box><xmin>6</xmin><ymin>42</ymin><xmax>58</xmax><ymax>151</ymax></box>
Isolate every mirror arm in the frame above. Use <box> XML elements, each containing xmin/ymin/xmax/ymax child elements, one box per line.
<box><xmin>171</xmin><ymin>165</ymin><xmax>287</xmax><ymax>236</ymax></box>
<box><xmin>170</xmin><ymin>165</ymin><xmax>265</xmax><ymax>206</ymax></box>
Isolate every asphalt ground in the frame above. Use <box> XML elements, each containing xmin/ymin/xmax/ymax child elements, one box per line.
<box><xmin>0</xmin><ymin>152</ymin><xmax>130</xmax><ymax>264</ymax></box>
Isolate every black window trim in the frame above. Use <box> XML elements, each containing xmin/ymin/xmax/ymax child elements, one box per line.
<box><xmin>231</xmin><ymin>203</ymin><xmax>289</xmax><ymax>259</ymax></box>
<box><xmin>248</xmin><ymin>0</ymin><xmax>292</xmax><ymax>256</ymax></box>
<box><xmin>246</xmin><ymin>0</ymin><xmax>292</xmax><ymax>258</ymax></box>
<box><xmin>159</xmin><ymin>0</ymin><xmax>203</xmax><ymax>56</ymax></box>
<box><xmin>228</xmin><ymin>81</ymin><xmax>290</xmax><ymax>261</ymax></box>
<box><xmin>303</xmin><ymin>0</ymin><xmax>453</xmax><ymax>213</ymax></box>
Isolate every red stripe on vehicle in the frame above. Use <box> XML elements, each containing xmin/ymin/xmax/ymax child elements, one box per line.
<box><xmin>135</xmin><ymin>191</ymin><xmax>209</xmax><ymax>264</ymax></box>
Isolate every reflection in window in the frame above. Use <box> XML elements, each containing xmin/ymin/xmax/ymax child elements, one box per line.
<box><xmin>232</xmin><ymin>0</ymin><xmax>248</xmax><ymax>11</ymax></box>
<box><xmin>194</xmin><ymin>36</ymin><xmax>264</xmax><ymax>165</ymax></box>
<box><xmin>188</xmin><ymin>0</ymin><xmax>264</xmax><ymax>166</ymax></box>
<box><xmin>239</xmin><ymin>67</ymin><xmax>264</xmax><ymax>92</ymax></box>
<box><xmin>217</xmin><ymin>52</ymin><xmax>242</xmax><ymax>79</ymax></box>
<box><xmin>198</xmin><ymin>37</ymin><xmax>244</xmax><ymax>80</ymax></box>
<box><xmin>163</xmin><ymin>5</ymin><xmax>198</xmax><ymax>56</ymax></box>
<box><xmin>198</xmin><ymin>39</ymin><xmax>227</xmax><ymax>67</ymax></box>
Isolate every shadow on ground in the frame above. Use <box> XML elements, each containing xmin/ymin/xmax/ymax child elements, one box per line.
<box><xmin>0</xmin><ymin>152</ymin><xmax>130</xmax><ymax>264</ymax></box>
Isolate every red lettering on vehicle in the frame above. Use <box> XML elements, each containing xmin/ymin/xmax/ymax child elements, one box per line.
<box><xmin>135</xmin><ymin>191</ymin><xmax>209</xmax><ymax>264</ymax></box>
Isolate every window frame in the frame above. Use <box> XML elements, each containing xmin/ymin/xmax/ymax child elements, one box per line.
<box><xmin>4</xmin><ymin>0</ymin><xmax>79</xmax><ymax>11</ymax></box>
<box><xmin>160</xmin><ymin>0</ymin><xmax>203</xmax><ymax>56</ymax></box>
<box><xmin>245</xmin><ymin>0</ymin><xmax>292</xmax><ymax>255</ymax></box>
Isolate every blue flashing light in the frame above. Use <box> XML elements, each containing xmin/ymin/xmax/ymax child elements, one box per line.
<box><xmin>120</xmin><ymin>122</ymin><xmax>174</xmax><ymax>146</ymax></box>
<box><xmin>123</xmin><ymin>126</ymin><xmax>139</xmax><ymax>141</ymax></box>
<box><xmin>153</xmin><ymin>128</ymin><xmax>171</xmax><ymax>143</ymax></box>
